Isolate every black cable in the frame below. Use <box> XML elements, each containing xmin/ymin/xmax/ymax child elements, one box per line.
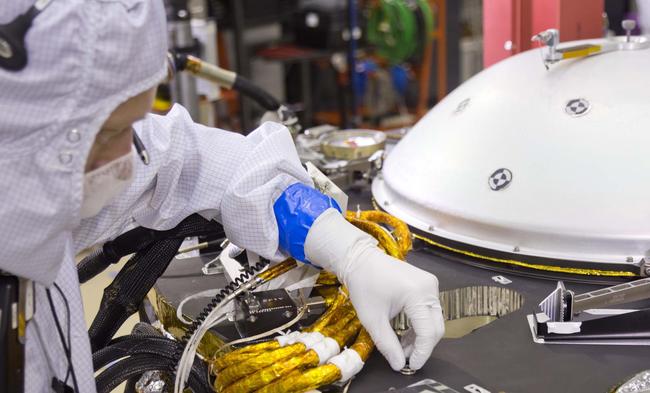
<box><xmin>95</xmin><ymin>354</ymin><xmax>209</xmax><ymax>393</ymax></box>
<box><xmin>78</xmin><ymin>214</ymin><xmax>223</xmax><ymax>284</ymax></box>
<box><xmin>46</xmin><ymin>285</ymin><xmax>80</xmax><ymax>393</ymax></box>
<box><xmin>53</xmin><ymin>283</ymin><xmax>72</xmax><ymax>386</ymax></box>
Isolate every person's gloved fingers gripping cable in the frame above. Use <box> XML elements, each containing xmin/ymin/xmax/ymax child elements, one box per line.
<box><xmin>274</xmin><ymin>183</ymin><xmax>444</xmax><ymax>371</ymax></box>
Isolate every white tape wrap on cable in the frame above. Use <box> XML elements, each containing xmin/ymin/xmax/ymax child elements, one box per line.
<box><xmin>296</xmin><ymin>332</ymin><xmax>325</xmax><ymax>348</ymax></box>
<box><xmin>309</xmin><ymin>337</ymin><xmax>340</xmax><ymax>365</ymax></box>
<box><xmin>327</xmin><ymin>348</ymin><xmax>364</xmax><ymax>382</ymax></box>
<box><xmin>276</xmin><ymin>331</ymin><xmax>302</xmax><ymax>346</ymax></box>
<box><xmin>276</xmin><ymin>331</ymin><xmax>341</xmax><ymax>364</ymax></box>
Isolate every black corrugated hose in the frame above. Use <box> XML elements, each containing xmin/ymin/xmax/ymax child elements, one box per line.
<box><xmin>86</xmin><ymin>214</ymin><xmax>225</xmax><ymax>351</ymax></box>
<box><xmin>93</xmin><ymin>325</ymin><xmax>211</xmax><ymax>393</ymax></box>
<box><xmin>77</xmin><ymin>214</ymin><xmax>223</xmax><ymax>284</ymax></box>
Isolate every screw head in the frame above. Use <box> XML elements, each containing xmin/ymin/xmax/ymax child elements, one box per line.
<box><xmin>283</xmin><ymin>310</ymin><xmax>293</xmax><ymax>318</ymax></box>
<box><xmin>0</xmin><ymin>39</ymin><xmax>13</xmax><ymax>59</ymax></box>
<box><xmin>400</xmin><ymin>366</ymin><xmax>416</xmax><ymax>376</ymax></box>
<box><xmin>247</xmin><ymin>315</ymin><xmax>257</xmax><ymax>323</ymax></box>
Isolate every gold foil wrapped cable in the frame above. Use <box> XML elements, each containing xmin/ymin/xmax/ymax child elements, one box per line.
<box><xmin>208</xmin><ymin>210</ymin><xmax>410</xmax><ymax>393</ymax></box>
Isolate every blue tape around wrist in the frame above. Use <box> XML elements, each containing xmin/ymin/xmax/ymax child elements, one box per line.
<box><xmin>273</xmin><ymin>183</ymin><xmax>341</xmax><ymax>263</ymax></box>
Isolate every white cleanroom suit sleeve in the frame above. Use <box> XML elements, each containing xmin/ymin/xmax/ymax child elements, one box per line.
<box><xmin>73</xmin><ymin>104</ymin><xmax>313</xmax><ymax>259</ymax></box>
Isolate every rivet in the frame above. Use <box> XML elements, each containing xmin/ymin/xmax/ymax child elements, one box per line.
<box><xmin>58</xmin><ymin>152</ymin><xmax>73</xmax><ymax>164</ymax></box>
<box><xmin>67</xmin><ymin>129</ymin><xmax>81</xmax><ymax>143</ymax></box>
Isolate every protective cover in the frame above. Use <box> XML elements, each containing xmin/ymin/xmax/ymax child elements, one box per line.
<box><xmin>373</xmin><ymin>37</ymin><xmax>650</xmax><ymax>266</ymax></box>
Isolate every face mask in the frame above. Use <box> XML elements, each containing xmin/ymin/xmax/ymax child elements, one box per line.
<box><xmin>80</xmin><ymin>151</ymin><xmax>134</xmax><ymax>219</ymax></box>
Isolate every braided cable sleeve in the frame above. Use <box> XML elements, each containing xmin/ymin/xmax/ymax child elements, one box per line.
<box><xmin>89</xmin><ymin>237</ymin><xmax>184</xmax><ymax>351</ymax></box>
<box><xmin>78</xmin><ymin>214</ymin><xmax>223</xmax><ymax>283</ymax></box>
<box><xmin>95</xmin><ymin>354</ymin><xmax>210</xmax><ymax>393</ymax></box>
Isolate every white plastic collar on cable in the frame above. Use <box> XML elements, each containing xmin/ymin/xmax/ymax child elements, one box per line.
<box><xmin>275</xmin><ymin>331</ymin><xmax>341</xmax><ymax>364</ymax></box>
<box><xmin>310</xmin><ymin>337</ymin><xmax>340</xmax><ymax>365</ymax></box>
<box><xmin>296</xmin><ymin>332</ymin><xmax>324</xmax><ymax>347</ymax></box>
<box><xmin>327</xmin><ymin>348</ymin><xmax>364</xmax><ymax>382</ymax></box>
<box><xmin>276</xmin><ymin>331</ymin><xmax>302</xmax><ymax>346</ymax></box>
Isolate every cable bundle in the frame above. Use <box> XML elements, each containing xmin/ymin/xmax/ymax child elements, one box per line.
<box><xmin>206</xmin><ymin>210</ymin><xmax>413</xmax><ymax>393</ymax></box>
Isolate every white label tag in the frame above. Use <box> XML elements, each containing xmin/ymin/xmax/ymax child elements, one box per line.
<box><xmin>25</xmin><ymin>281</ymin><xmax>34</xmax><ymax>321</ymax></box>
<box><xmin>492</xmin><ymin>275</ymin><xmax>512</xmax><ymax>285</ymax></box>
<box><xmin>464</xmin><ymin>384</ymin><xmax>491</xmax><ymax>393</ymax></box>
<box><xmin>11</xmin><ymin>302</ymin><xmax>17</xmax><ymax>330</ymax></box>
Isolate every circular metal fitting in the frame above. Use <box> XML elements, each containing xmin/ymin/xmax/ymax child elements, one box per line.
<box><xmin>400</xmin><ymin>366</ymin><xmax>416</xmax><ymax>376</ymax></box>
<box><xmin>488</xmin><ymin>168</ymin><xmax>513</xmax><ymax>191</ymax></box>
<box><xmin>565</xmin><ymin>98</ymin><xmax>591</xmax><ymax>117</ymax></box>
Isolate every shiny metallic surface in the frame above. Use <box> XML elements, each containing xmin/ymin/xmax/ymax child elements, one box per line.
<box><xmin>0</xmin><ymin>39</ymin><xmax>12</xmax><ymax>59</ymax></box>
<box><xmin>616</xmin><ymin>370</ymin><xmax>650</xmax><ymax>393</ymax></box>
<box><xmin>400</xmin><ymin>366</ymin><xmax>417</xmax><ymax>376</ymax></box>
<box><xmin>440</xmin><ymin>286</ymin><xmax>524</xmax><ymax>338</ymax></box>
<box><xmin>320</xmin><ymin>130</ymin><xmax>387</xmax><ymax>160</ymax></box>
<box><xmin>135</xmin><ymin>370</ymin><xmax>166</xmax><ymax>393</ymax></box>
<box><xmin>168</xmin><ymin>19</ymin><xmax>199</xmax><ymax>119</ymax></box>
<box><xmin>391</xmin><ymin>310</ymin><xmax>409</xmax><ymax>337</ymax></box>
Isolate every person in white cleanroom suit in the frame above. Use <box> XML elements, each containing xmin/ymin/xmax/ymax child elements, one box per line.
<box><xmin>0</xmin><ymin>1</ymin><xmax>444</xmax><ymax>391</ymax></box>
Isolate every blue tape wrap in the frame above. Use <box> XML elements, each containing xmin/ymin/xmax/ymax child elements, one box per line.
<box><xmin>273</xmin><ymin>183</ymin><xmax>341</xmax><ymax>263</ymax></box>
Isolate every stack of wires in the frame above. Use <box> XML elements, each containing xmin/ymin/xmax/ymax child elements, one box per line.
<box><xmin>207</xmin><ymin>210</ymin><xmax>413</xmax><ymax>393</ymax></box>
<box><xmin>174</xmin><ymin>259</ymin><xmax>299</xmax><ymax>393</ymax></box>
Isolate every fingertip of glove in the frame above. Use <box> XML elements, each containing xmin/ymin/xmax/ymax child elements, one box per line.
<box><xmin>408</xmin><ymin>355</ymin><xmax>426</xmax><ymax>371</ymax></box>
<box><xmin>388</xmin><ymin>355</ymin><xmax>406</xmax><ymax>371</ymax></box>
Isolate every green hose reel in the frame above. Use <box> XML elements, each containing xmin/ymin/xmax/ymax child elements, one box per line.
<box><xmin>367</xmin><ymin>0</ymin><xmax>435</xmax><ymax>64</ymax></box>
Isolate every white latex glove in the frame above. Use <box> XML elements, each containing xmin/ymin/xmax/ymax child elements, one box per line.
<box><xmin>305</xmin><ymin>209</ymin><xmax>445</xmax><ymax>371</ymax></box>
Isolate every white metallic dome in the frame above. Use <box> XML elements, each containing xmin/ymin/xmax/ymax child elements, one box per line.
<box><xmin>372</xmin><ymin>37</ymin><xmax>650</xmax><ymax>272</ymax></box>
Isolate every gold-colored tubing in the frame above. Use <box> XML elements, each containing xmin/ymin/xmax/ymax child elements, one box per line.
<box><xmin>214</xmin><ymin>292</ymin><xmax>348</xmax><ymax>373</ymax></box>
<box><xmin>315</xmin><ymin>271</ymin><xmax>339</xmax><ymax>286</ymax></box>
<box><xmin>257</xmin><ymin>326</ymin><xmax>374</xmax><ymax>393</ymax></box>
<box><xmin>350</xmin><ymin>328</ymin><xmax>374</xmax><ymax>361</ymax></box>
<box><xmin>211</xmin><ymin>258</ymin><xmax>298</xmax><ymax>371</ymax></box>
<box><xmin>345</xmin><ymin>216</ymin><xmax>403</xmax><ymax>259</ymax></box>
<box><xmin>216</xmin><ymin>211</ymin><xmax>411</xmax><ymax>392</ymax></box>
<box><xmin>303</xmin><ymin>290</ymin><xmax>348</xmax><ymax>333</ymax></box>
<box><xmin>223</xmin><ymin>316</ymin><xmax>361</xmax><ymax>393</ymax></box>
<box><xmin>216</xmin><ymin>343</ymin><xmax>307</xmax><ymax>391</ymax></box>
<box><xmin>257</xmin><ymin>258</ymin><xmax>298</xmax><ymax>282</ymax></box>
<box><xmin>330</xmin><ymin>318</ymin><xmax>362</xmax><ymax>348</ymax></box>
<box><xmin>346</xmin><ymin>210</ymin><xmax>412</xmax><ymax>255</ymax></box>
<box><xmin>256</xmin><ymin>364</ymin><xmax>342</xmax><ymax>393</ymax></box>
<box><xmin>320</xmin><ymin>308</ymin><xmax>356</xmax><ymax>338</ymax></box>
<box><xmin>220</xmin><ymin>310</ymin><xmax>358</xmax><ymax>392</ymax></box>
<box><xmin>212</xmin><ymin>350</ymin><xmax>269</xmax><ymax>374</ymax></box>
<box><xmin>223</xmin><ymin>349</ymin><xmax>321</xmax><ymax>393</ymax></box>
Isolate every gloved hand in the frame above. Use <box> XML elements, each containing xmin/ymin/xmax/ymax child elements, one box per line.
<box><xmin>305</xmin><ymin>208</ymin><xmax>445</xmax><ymax>371</ymax></box>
